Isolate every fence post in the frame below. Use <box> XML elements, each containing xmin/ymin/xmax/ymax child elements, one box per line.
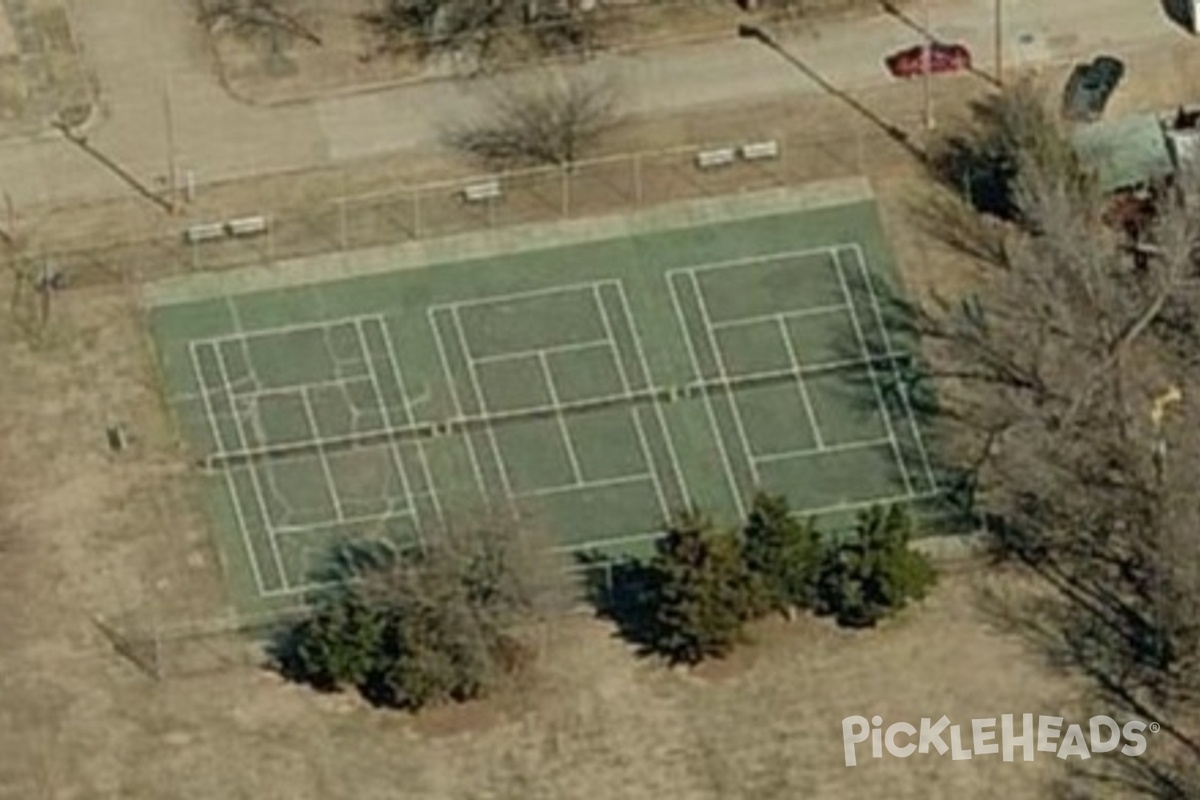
<box><xmin>633</xmin><ymin>153</ymin><xmax>643</xmax><ymax>206</ymax></box>
<box><xmin>266</xmin><ymin>214</ymin><xmax>275</xmax><ymax>265</ymax></box>
<box><xmin>337</xmin><ymin>198</ymin><xmax>347</xmax><ymax>251</ymax></box>
<box><xmin>412</xmin><ymin>187</ymin><xmax>422</xmax><ymax>239</ymax></box>
<box><xmin>561</xmin><ymin>163</ymin><xmax>570</xmax><ymax>218</ymax></box>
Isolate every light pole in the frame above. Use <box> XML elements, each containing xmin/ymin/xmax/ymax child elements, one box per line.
<box><xmin>994</xmin><ymin>0</ymin><xmax>1004</xmax><ymax>86</ymax></box>
<box><xmin>923</xmin><ymin>0</ymin><xmax>934</xmax><ymax>131</ymax></box>
<box><xmin>164</xmin><ymin>78</ymin><xmax>178</xmax><ymax>213</ymax></box>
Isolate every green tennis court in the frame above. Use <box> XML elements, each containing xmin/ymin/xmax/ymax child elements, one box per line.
<box><xmin>146</xmin><ymin>188</ymin><xmax>939</xmax><ymax>611</ymax></box>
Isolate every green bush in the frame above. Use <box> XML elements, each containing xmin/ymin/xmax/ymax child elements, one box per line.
<box><xmin>284</xmin><ymin>591</ymin><xmax>386</xmax><ymax>691</ymax></box>
<box><xmin>740</xmin><ymin>492</ymin><xmax>822</xmax><ymax>614</ymax></box>
<box><xmin>813</xmin><ymin>504</ymin><xmax>937</xmax><ymax>628</ymax></box>
<box><xmin>358</xmin><ymin>576</ymin><xmax>499</xmax><ymax>709</ymax></box>
<box><xmin>645</xmin><ymin>511</ymin><xmax>765</xmax><ymax>664</ymax></box>
<box><xmin>274</xmin><ymin>520</ymin><xmax>572</xmax><ymax>711</ymax></box>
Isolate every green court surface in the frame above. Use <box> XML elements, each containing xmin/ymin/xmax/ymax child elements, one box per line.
<box><xmin>147</xmin><ymin>190</ymin><xmax>940</xmax><ymax>610</ymax></box>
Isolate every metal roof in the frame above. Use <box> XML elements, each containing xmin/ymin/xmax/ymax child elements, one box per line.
<box><xmin>1070</xmin><ymin>113</ymin><xmax>1175</xmax><ymax>192</ymax></box>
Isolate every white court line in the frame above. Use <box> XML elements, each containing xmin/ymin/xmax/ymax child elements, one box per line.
<box><xmin>593</xmin><ymin>285</ymin><xmax>670</xmax><ymax>521</ymax></box>
<box><xmin>793</xmin><ymin>489</ymin><xmax>943</xmax><ymax>521</ymax></box>
<box><xmin>271</xmin><ymin>507</ymin><xmax>410</xmax><ymax>536</ymax></box>
<box><xmin>666</xmin><ymin>270</ymin><xmax>745</xmax><ymax>520</ymax></box>
<box><xmin>846</xmin><ymin>244</ymin><xmax>939</xmax><ymax>492</ymax></box>
<box><xmin>776</xmin><ymin>316</ymin><xmax>826</xmax><ymax>450</ymax></box>
<box><xmin>323</xmin><ymin>322</ymin><xmax>371</xmax><ymax>382</ymax></box>
<box><xmin>226</xmin><ymin>299</ymin><xmax>269</xmax><ymax>441</ymax></box>
<box><xmin>680</xmin><ymin>244</ymin><xmax>848</xmax><ymax>277</ymax></box>
<box><xmin>753</xmin><ymin>436</ymin><xmax>892</xmax><ymax>466</ymax></box>
<box><xmin>553</xmin><ymin>529</ymin><xmax>665</xmax><ymax>554</ymax></box>
<box><xmin>539</xmin><ymin>351</ymin><xmax>584</xmax><ymax>484</ymax></box>
<box><xmin>169</xmin><ymin>376</ymin><xmax>368</xmax><ymax>408</ymax></box>
<box><xmin>614</xmin><ymin>282</ymin><xmax>691</xmax><ymax>511</ymax></box>
<box><xmin>832</xmin><ymin>250</ymin><xmax>914</xmax><ymax>496</ymax></box>
<box><xmin>373</xmin><ymin>318</ymin><xmax>447</xmax><ymax>533</ymax></box>
<box><xmin>451</xmin><ymin>306</ymin><xmax>517</xmax><ymax>499</ymax></box>
<box><xmin>354</xmin><ymin>318</ymin><xmax>428</xmax><ymax>546</ymax></box>
<box><xmin>689</xmin><ymin>270</ymin><xmax>762</xmax><ymax>486</ymax></box>
<box><xmin>708</xmin><ymin>303</ymin><xmax>848</xmax><ymax>332</ymax></box>
<box><xmin>298</xmin><ymin>385</ymin><xmax>345</xmax><ymax>523</ymax></box>
<box><xmin>211</xmin><ymin>339</ymin><xmax>292</xmax><ymax>592</ymax></box>
<box><xmin>233</xmin><ymin>375</ymin><xmax>374</xmax><ymax>402</ymax></box>
<box><xmin>677</xmin><ymin>353</ymin><xmax>908</xmax><ymax>394</ymax></box>
<box><xmin>428</xmin><ymin>306</ymin><xmax>488</xmax><ymax>501</ymax></box>
<box><xmin>515</xmin><ymin>473</ymin><xmax>652</xmax><ymax>500</ymax></box>
<box><xmin>189</xmin><ymin>343</ymin><xmax>271</xmax><ymax>597</ymax></box>
<box><xmin>192</xmin><ymin>314</ymin><xmax>378</xmax><ymax>348</ymax></box>
<box><xmin>438</xmin><ymin>279</ymin><xmax>617</xmax><ymax>311</ymax></box>
<box><xmin>471</xmin><ymin>338</ymin><xmax>612</xmax><ymax>366</ymax></box>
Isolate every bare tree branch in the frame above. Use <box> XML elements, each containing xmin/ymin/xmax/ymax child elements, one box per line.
<box><xmin>445</xmin><ymin>68</ymin><xmax>622</xmax><ymax>167</ymax></box>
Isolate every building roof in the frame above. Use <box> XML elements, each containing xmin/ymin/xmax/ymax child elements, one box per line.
<box><xmin>1071</xmin><ymin>113</ymin><xmax>1175</xmax><ymax>193</ymax></box>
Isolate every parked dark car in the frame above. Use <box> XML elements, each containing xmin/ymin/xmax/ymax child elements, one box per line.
<box><xmin>885</xmin><ymin>42</ymin><xmax>972</xmax><ymax>78</ymax></box>
<box><xmin>1062</xmin><ymin>56</ymin><xmax>1125</xmax><ymax>122</ymax></box>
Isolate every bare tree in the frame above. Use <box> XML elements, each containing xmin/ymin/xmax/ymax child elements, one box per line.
<box><xmin>198</xmin><ymin>0</ymin><xmax>322</xmax><ymax>46</ymax></box>
<box><xmin>360</xmin><ymin>0</ymin><xmax>596</xmax><ymax>68</ymax></box>
<box><xmin>445</xmin><ymin>68</ymin><xmax>622</xmax><ymax>167</ymax></box>
<box><xmin>360</xmin><ymin>0</ymin><xmax>504</xmax><ymax>61</ymax></box>
<box><xmin>919</xmin><ymin>81</ymin><xmax>1200</xmax><ymax>797</ymax></box>
<box><xmin>275</xmin><ymin>511</ymin><xmax>579</xmax><ymax>709</ymax></box>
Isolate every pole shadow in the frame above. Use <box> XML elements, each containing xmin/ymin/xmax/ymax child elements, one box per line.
<box><xmin>737</xmin><ymin>23</ymin><xmax>927</xmax><ymax>162</ymax></box>
<box><xmin>877</xmin><ymin>2</ymin><xmax>1001</xmax><ymax>87</ymax></box>
<box><xmin>53</xmin><ymin>122</ymin><xmax>175</xmax><ymax>214</ymax></box>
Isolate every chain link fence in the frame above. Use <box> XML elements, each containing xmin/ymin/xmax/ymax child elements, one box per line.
<box><xmin>59</xmin><ymin>115</ymin><xmax>921</xmax><ymax>678</ymax></box>
<box><xmin>30</xmin><ymin>119</ymin><xmax>918</xmax><ymax>291</ymax></box>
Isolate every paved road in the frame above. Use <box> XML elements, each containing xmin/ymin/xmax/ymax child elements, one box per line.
<box><xmin>0</xmin><ymin>0</ymin><xmax>1187</xmax><ymax>209</ymax></box>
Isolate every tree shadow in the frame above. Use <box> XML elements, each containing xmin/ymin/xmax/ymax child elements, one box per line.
<box><xmin>822</xmin><ymin>271</ymin><xmax>979</xmax><ymax>529</ymax></box>
<box><xmin>969</xmin><ymin>519</ymin><xmax>1200</xmax><ymax>799</ymax></box>
<box><xmin>263</xmin><ymin>537</ymin><xmax>405</xmax><ymax>686</ymax></box>
<box><xmin>922</xmin><ymin>88</ymin><xmax>1038</xmax><ymax>220</ymax></box>
<box><xmin>576</xmin><ymin>551</ymin><xmax>663</xmax><ymax>657</ymax></box>
<box><xmin>1161</xmin><ymin>0</ymin><xmax>1195</xmax><ymax>32</ymax></box>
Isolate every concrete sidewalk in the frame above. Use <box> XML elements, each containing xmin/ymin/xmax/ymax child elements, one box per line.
<box><xmin>0</xmin><ymin>0</ymin><xmax>1185</xmax><ymax>210</ymax></box>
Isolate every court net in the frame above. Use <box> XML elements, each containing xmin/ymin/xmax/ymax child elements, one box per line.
<box><xmin>200</xmin><ymin>349</ymin><xmax>914</xmax><ymax>471</ymax></box>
